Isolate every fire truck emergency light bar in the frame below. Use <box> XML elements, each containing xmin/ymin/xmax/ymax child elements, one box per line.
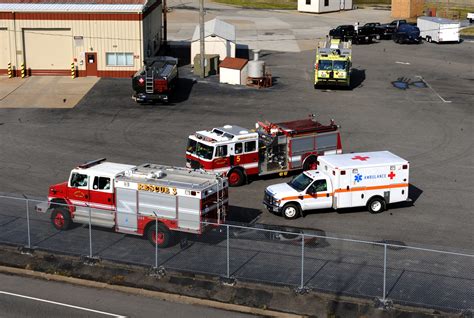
<box><xmin>78</xmin><ymin>158</ymin><xmax>107</xmax><ymax>169</ymax></box>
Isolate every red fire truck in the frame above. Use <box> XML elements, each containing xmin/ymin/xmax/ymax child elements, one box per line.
<box><xmin>36</xmin><ymin>159</ymin><xmax>228</xmax><ymax>248</ymax></box>
<box><xmin>186</xmin><ymin>116</ymin><xmax>342</xmax><ymax>186</ymax></box>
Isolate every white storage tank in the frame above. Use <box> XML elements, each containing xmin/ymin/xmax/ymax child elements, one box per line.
<box><xmin>248</xmin><ymin>49</ymin><xmax>265</xmax><ymax>78</ymax></box>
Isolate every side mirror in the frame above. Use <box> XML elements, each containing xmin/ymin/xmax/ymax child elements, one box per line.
<box><xmin>306</xmin><ymin>188</ymin><xmax>315</xmax><ymax>195</ymax></box>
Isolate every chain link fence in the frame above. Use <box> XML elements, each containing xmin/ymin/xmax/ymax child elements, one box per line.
<box><xmin>0</xmin><ymin>194</ymin><xmax>472</xmax><ymax>313</ymax></box>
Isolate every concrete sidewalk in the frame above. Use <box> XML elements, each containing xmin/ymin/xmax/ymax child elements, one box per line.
<box><xmin>0</xmin><ymin>76</ymin><xmax>98</xmax><ymax>109</ymax></box>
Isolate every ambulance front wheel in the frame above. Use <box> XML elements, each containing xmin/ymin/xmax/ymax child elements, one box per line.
<box><xmin>368</xmin><ymin>197</ymin><xmax>386</xmax><ymax>214</ymax></box>
<box><xmin>228</xmin><ymin>169</ymin><xmax>245</xmax><ymax>187</ymax></box>
<box><xmin>147</xmin><ymin>223</ymin><xmax>173</xmax><ymax>248</ymax></box>
<box><xmin>282</xmin><ymin>203</ymin><xmax>301</xmax><ymax>220</ymax></box>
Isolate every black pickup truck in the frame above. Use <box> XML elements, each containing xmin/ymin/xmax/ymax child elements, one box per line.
<box><xmin>329</xmin><ymin>25</ymin><xmax>375</xmax><ymax>44</ymax></box>
<box><xmin>378</xmin><ymin>20</ymin><xmax>408</xmax><ymax>39</ymax></box>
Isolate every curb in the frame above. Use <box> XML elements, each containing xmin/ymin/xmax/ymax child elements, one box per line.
<box><xmin>0</xmin><ymin>265</ymin><xmax>305</xmax><ymax>318</ymax></box>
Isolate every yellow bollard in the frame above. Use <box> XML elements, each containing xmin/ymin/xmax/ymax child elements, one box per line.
<box><xmin>71</xmin><ymin>62</ymin><xmax>76</xmax><ymax>79</ymax></box>
<box><xmin>21</xmin><ymin>63</ymin><xmax>26</xmax><ymax>78</ymax></box>
<box><xmin>7</xmin><ymin>63</ymin><xmax>12</xmax><ymax>78</ymax></box>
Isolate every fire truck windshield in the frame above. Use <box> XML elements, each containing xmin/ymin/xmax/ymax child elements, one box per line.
<box><xmin>188</xmin><ymin>138</ymin><xmax>214</xmax><ymax>160</ymax></box>
<box><xmin>197</xmin><ymin>143</ymin><xmax>213</xmax><ymax>160</ymax></box>
<box><xmin>287</xmin><ymin>173</ymin><xmax>313</xmax><ymax>192</ymax></box>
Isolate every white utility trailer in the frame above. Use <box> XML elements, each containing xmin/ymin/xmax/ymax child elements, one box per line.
<box><xmin>417</xmin><ymin>17</ymin><xmax>460</xmax><ymax>43</ymax></box>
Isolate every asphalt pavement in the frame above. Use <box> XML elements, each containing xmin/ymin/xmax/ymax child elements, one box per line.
<box><xmin>0</xmin><ymin>272</ymin><xmax>257</xmax><ymax>318</ymax></box>
<box><xmin>0</xmin><ymin>12</ymin><xmax>473</xmax><ymax>314</ymax></box>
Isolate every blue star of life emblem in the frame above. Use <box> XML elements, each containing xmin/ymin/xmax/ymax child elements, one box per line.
<box><xmin>354</xmin><ymin>174</ymin><xmax>362</xmax><ymax>183</ymax></box>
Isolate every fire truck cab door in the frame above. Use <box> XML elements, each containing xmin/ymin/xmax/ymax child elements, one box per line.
<box><xmin>213</xmin><ymin>145</ymin><xmax>230</xmax><ymax>171</ymax></box>
<box><xmin>89</xmin><ymin>175</ymin><xmax>114</xmax><ymax>210</ymax></box>
<box><xmin>68</xmin><ymin>171</ymin><xmax>90</xmax><ymax>207</ymax></box>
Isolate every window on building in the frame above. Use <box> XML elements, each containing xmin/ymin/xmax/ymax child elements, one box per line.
<box><xmin>106</xmin><ymin>53</ymin><xmax>134</xmax><ymax>66</ymax></box>
<box><xmin>306</xmin><ymin>0</ymin><xmax>311</xmax><ymax>4</ymax></box>
<box><xmin>324</xmin><ymin>0</ymin><xmax>329</xmax><ymax>6</ymax></box>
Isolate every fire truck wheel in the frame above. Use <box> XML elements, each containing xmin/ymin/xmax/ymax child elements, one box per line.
<box><xmin>368</xmin><ymin>197</ymin><xmax>386</xmax><ymax>214</ymax></box>
<box><xmin>50</xmin><ymin>208</ymin><xmax>71</xmax><ymax>230</ymax></box>
<box><xmin>303</xmin><ymin>156</ymin><xmax>318</xmax><ymax>171</ymax></box>
<box><xmin>147</xmin><ymin>223</ymin><xmax>173</xmax><ymax>248</ymax></box>
<box><xmin>228</xmin><ymin>169</ymin><xmax>245</xmax><ymax>187</ymax></box>
<box><xmin>282</xmin><ymin>203</ymin><xmax>300</xmax><ymax>220</ymax></box>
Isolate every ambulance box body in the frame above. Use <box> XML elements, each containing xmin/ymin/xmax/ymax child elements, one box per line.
<box><xmin>264</xmin><ymin>151</ymin><xmax>410</xmax><ymax>219</ymax></box>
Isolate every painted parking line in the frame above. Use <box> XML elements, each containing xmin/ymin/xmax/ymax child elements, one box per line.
<box><xmin>0</xmin><ymin>291</ymin><xmax>126</xmax><ymax>318</ymax></box>
<box><xmin>416</xmin><ymin>75</ymin><xmax>452</xmax><ymax>103</ymax></box>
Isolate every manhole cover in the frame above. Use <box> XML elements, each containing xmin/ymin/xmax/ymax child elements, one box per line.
<box><xmin>264</xmin><ymin>32</ymin><xmax>274</xmax><ymax>35</ymax></box>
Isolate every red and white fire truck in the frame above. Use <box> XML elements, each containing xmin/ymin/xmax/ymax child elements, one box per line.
<box><xmin>186</xmin><ymin>116</ymin><xmax>342</xmax><ymax>186</ymax></box>
<box><xmin>36</xmin><ymin>159</ymin><xmax>228</xmax><ymax>247</ymax></box>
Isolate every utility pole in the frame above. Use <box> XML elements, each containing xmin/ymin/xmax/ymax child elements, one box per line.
<box><xmin>199</xmin><ymin>0</ymin><xmax>205</xmax><ymax>78</ymax></box>
<box><xmin>163</xmin><ymin>0</ymin><xmax>167</xmax><ymax>45</ymax></box>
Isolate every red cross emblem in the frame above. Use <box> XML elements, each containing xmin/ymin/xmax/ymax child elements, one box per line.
<box><xmin>351</xmin><ymin>155</ymin><xmax>370</xmax><ymax>161</ymax></box>
<box><xmin>388</xmin><ymin>171</ymin><xmax>396</xmax><ymax>180</ymax></box>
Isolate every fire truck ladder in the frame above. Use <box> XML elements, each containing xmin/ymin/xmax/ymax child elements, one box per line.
<box><xmin>145</xmin><ymin>70</ymin><xmax>154</xmax><ymax>94</ymax></box>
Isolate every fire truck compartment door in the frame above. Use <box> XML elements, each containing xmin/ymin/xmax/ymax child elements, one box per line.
<box><xmin>177</xmin><ymin>196</ymin><xmax>200</xmax><ymax>231</ymax></box>
<box><xmin>116</xmin><ymin>188</ymin><xmax>138</xmax><ymax>232</ymax></box>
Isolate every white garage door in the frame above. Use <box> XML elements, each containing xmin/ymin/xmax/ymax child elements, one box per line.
<box><xmin>0</xmin><ymin>29</ymin><xmax>9</xmax><ymax>68</ymax></box>
<box><xmin>24</xmin><ymin>29</ymin><xmax>72</xmax><ymax>71</ymax></box>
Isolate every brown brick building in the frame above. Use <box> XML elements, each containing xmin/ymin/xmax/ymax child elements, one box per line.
<box><xmin>391</xmin><ymin>0</ymin><xmax>425</xmax><ymax>18</ymax></box>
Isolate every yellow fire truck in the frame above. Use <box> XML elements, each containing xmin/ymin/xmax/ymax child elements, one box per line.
<box><xmin>314</xmin><ymin>38</ymin><xmax>352</xmax><ymax>88</ymax></box>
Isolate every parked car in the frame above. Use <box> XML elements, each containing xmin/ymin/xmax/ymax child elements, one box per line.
<box><xmin>467</xmin><ymin>12</ymin><xmax>473</xmax><ymax>23</ymax></box>
<box><xmin>361</xmin><ymin>22</ymin><xmax>385</xmax><ymax>40</ymax></box>
<box><xmin>393</xmin><ymin>24</ymin><xmax>421</xmax><ymax>44</ymax></box>
<box><xmin>329</xmin><ymin>24</ymin><xmax>375</xmax><ymax>44</ymax></box>
<box><xmin>379</xmin><ymin>19</ymin><xmax>408</xmax><ymax>39</ymax></box>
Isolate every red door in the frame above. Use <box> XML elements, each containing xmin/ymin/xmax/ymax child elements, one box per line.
<box><xmin>89</xmin><ymin>176</ymin><xmax>114</xmax><ymax>210</ymax></box>
<box><xmin>85</xmin><ymin>52</ymin><xmax>98</xmax><ymax>77</ymax></box>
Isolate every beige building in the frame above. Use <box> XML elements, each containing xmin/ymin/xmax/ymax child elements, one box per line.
<box><xmin>0</xmin><ymin>0</ymin><xmax>162</xmax><ymax>77</ymax></box>
<box><xmin>191</xmin><ymin>19</ymin><xmax>236</xmax><ymax>66</ymax></box>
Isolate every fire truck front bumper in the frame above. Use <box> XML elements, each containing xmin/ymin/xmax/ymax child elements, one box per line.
<box><xmin>35</xmin><ymin>202</ymin><xmax>49</xmax><ymax>213</ymax></box>
<box><xmin>315</xmin><ymin>78</ymin><xmax>350</xmax><ymax>86</ymax></box>
<box><xmin>133</xmin><ymin>92</ymin><xmax>169</xmax><ymax>103</ymax></box>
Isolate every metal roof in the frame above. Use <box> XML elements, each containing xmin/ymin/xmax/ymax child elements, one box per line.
<box><xmin>418</xmin><ymin>16</ymin><xmax>460</xmax><ymax>25</ymax></box>
<box><xmin>0</xmin><ymin>3</ymin><xmax>145</xmax><ymax>12</ymax></box>
<box><xmin>219</xmin><ymin>57</ymin><xmax>248</xmax><ymax>70</ymax></box>
<box><xmin>191</xmin><ymin>18</ymin><xmax>236</xmax><ymax>42</ymax></box>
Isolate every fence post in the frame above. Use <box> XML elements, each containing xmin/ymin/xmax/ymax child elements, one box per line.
<box><xmin>155</xmin><ymin>215</ymin><xmax>158</xmax><ymax>269</ymax></box>
<box><xmin>300</xmin><ymin>234</ymin><xmax>305</xmax><ymax>290</ymax></box>
<box><xmin>226</xmin><ymin>224</ymin><xmax>230</xmax><ymax>278</ymax></box>
<box><xmin>88</xmin><ymin>205</ymin><xmax>93</xmax><ymax>259</ymax></box>
<box><xmin>26</xmin><ymin>199</ymin><xmax>31</xmax><ymax>248</ymax></box>
<box><xmin>383</xmin><ymin>243</ymin><xmax>387</xmax><ymax>301</ymax></box>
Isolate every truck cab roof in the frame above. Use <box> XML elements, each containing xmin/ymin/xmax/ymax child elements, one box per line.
<box><xmin>75</xmin><ymin>162</ymin><xmax>136</xmax><ymax>179</ymax></box>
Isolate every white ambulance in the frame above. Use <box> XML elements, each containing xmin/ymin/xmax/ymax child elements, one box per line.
<box><xmin>263</xmin><ymin>151</ymin><xmax>410</xmax><ymax>219</ymax></box>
